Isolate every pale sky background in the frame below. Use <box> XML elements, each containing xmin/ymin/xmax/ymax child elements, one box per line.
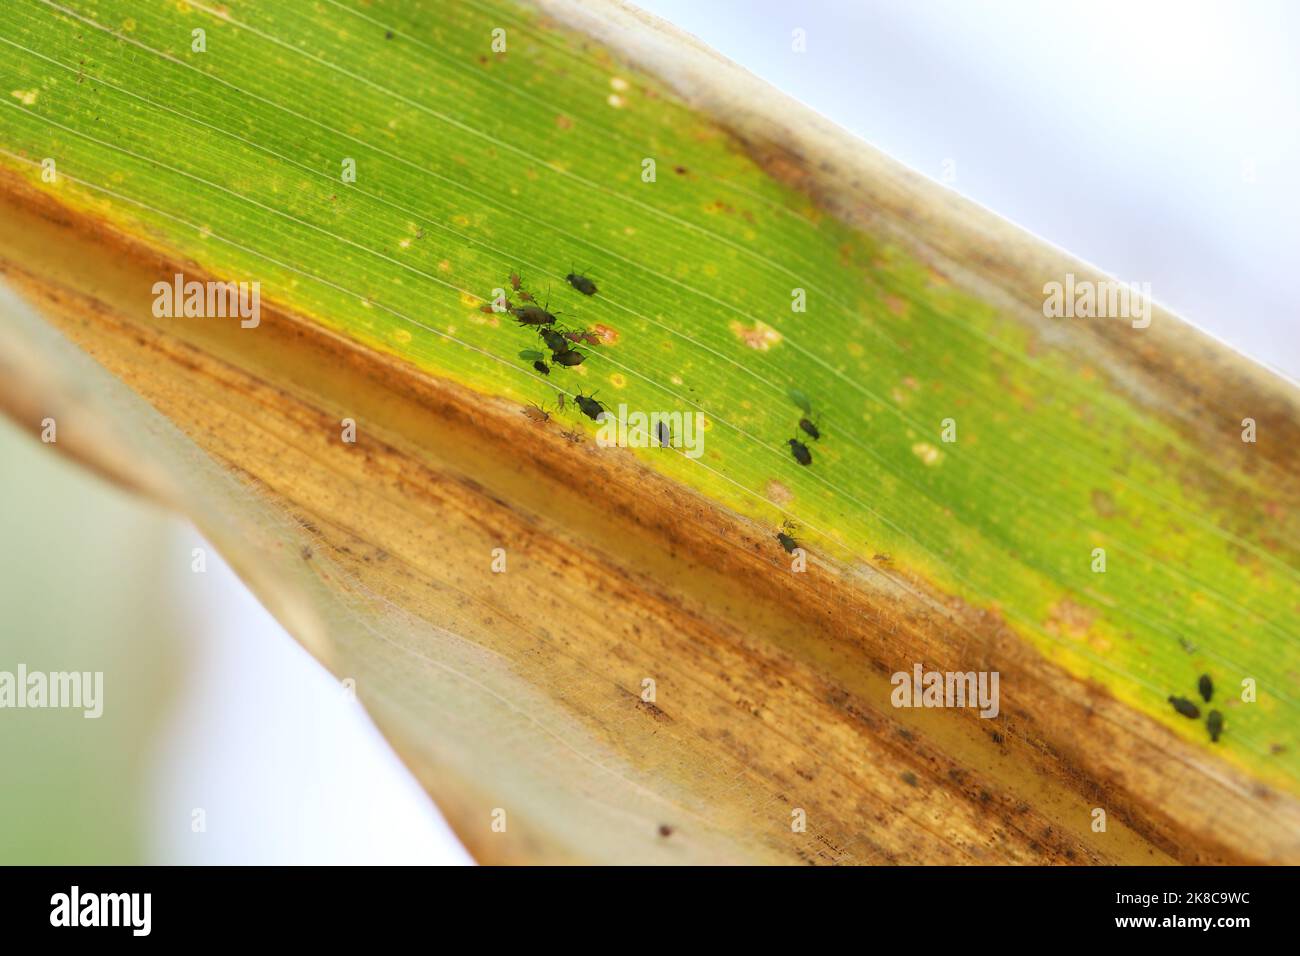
<box><xmin>152</xmin><ymin>1</ymin><xmax>1300</xmax><ymax>864</ymax></box>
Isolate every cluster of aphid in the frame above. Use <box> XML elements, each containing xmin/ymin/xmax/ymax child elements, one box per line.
<box><xmin>786</xmin><ymin>388</ymin><xmax>821</xmax><ymax>467</ymax></box>
<box><xmin>501</xmin><ymin>267</ymin><xmax>609</xmax><ymax>431</ymax></box>
<box><xmin>488</xmin><ymin>270</ymin><xmax>603</xmax><ymax>377</ymax></box>
<box><xmin>1168</xmin><ymin>673</ymin><xmax>1224</xmax><ymax>743</ymax></box>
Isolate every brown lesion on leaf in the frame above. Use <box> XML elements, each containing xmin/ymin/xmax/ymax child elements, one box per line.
<box><xmin>1044</xmin><ymin>598</ymin><xmax>1097</xmax><ymax>641</ymax></box>
<box><xmin>637</xmin><ymin>699</ymin><xmax>672</xmax><ymax>723</ymax></box>
<box><xmin>729</xmin><ymin>319</ymin><xmax>781</xmax><ymax>350</ymax></box>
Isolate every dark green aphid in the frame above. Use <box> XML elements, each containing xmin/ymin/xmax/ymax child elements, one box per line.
<box><xmin>538</xmin><ymin>328</ymin><xmax>571</xmax><ymax>354</ymax></box>
<box><xmin>1206</xmin><ymin>709</ymin><xmax>1224</xmax><ymax>743</ymax></box>
<box><xmin>511</xmin><ymin>303</ymin><xmax>557</xmax><ymax>326</ymax></box>
<box><xmin>574</xmin><ymin>392</ymin><xmax>605</xmax><ymax>421</ymax></box>
<box><xmin>552</xmin><ymin>349</ymin><xmax>585</xmax><ymax>367</ymax></box>
<box><xmin>1168</xmin><ymin>696</ymin><xmax>1200</xmax><ymax>719</ymax></box>
<box><xmin>788</xmin><ymin>388</ymin><xmax>812</xmax><ymax>415</ymax></box>
<box><xmin>776</xmin><ymin>520</ymin><xmax>799</xmax><ymax>554</ymax></box>
<box><xmin>519</xmin><ymin>348</ymin><xmax>545</xmax><ymax>361</ymax></box>
<box><xmin>788</xmin><ymin>437</ymin><xmax>812</xmax><ymax>466</ymax></box>
<box><xmin>799</xmin><ymin>417</ymin><xmax>821</xmax><ymax>441</ymax></box>
<box><xmin>566</xmin><ymin>271</ymin><xmax>597</xmax><ymax>296</ymax></box>
<box><xmin>1198</xmin><ymin>674</ymin><xmax>1213</xmax><ymax>703</ymax></box>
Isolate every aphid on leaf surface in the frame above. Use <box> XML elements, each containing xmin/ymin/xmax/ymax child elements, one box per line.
<box><xmin>562</xmin><ymin>329</ymin><xmax>603</xmax><ymax>346</ymax></box>
<box><xmin>538</xmin><ymin>328</ymin><xmax>572</xmax><ymax>355</ymax></box>
<box><xmin>518</xmin><ymin>349</ymin><xmax>549</xmax><ymax>375</ymax></box>
<box><xmin>552</xmin><ymin>349</ymin><xmax>585</xmax><ymax>367</ymax></box>
<box><xmin>788</xmin><ymin>437</ymin><xmax>812</xmax><ymax>466</ymax></box>
<box><xmin>1168</xmin><ymin>696</ymin><xmax>1200</xmax><ymax>720</ymax></box>
<box><xmin>1198</xmin><ymin>673</ymin><xmax>1213</xmax><ymax>703</ymax></box>
<box><xmin>776</xmin><ymin>519</ymin><xmax>799</xmax><ymax>554</ymax></box>
<box><xmin>509</xmin><ymin>272</ymin><xmax>523</xmax><ymax>291</ymax></box>
<box><xmin>522</xmin><ymin>403</ymin><xmax>550</xmax><ymax>424</ymax></box>
<box><xmin>566</xmin><ymin>270</ymin><xmax>598</xmax><ymax>296</ymax></box>
<box><xmin>1206</xmin><ymin>709</ymin><xmax>1224</xmax><ymax>743</ymax></box>
<box><xmin>556</xmin><ymin>393</ymin><xmax>565</xmax><ymax>411</ymax></box>
<box><xmin>512</xmin><ymin>303</ymin><xmax>557</xmax><ymax>326</ymax></box>
<box><xmin>560</xmin><ymin>429</ymin><xmax>582</xmax><ymax>443</ymax></box>
<box><xmin>799</xmin><ymin>416</ymin><xmax>821</xmax><ymax>441</ymax></box>
<box><xmin>788</xmin><ymin>387</ymin><xmax>813</xmax><ymax>416</ymax></box>
<box><xmin>575</xmin><ymin>392</ymin><xmax>605</xmax><ymax>421</ymax></box>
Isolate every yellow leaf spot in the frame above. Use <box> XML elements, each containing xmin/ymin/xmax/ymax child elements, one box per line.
<box><xmin>729</xmin><ymin>320</ymin><xmax>782</xmax><ymax>351</ymax></box>
<box><xmin>10</xmin><ymin>90</ymin><xmax>37</xmax><ymax>106</ymax></box>
<box><xmin>911</xmin><ymin>442</ymin><xmax>943</xmax><ymax>466</ymax></box>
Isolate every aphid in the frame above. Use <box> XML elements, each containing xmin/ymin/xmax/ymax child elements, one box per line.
<box><xmin>788</xmin><ymin>437</ymin><xmax>812</xmax><ymax>466</ymax></box>
<box><xmin>551</xmin><ymin>349</ymin><xmax>585</xmax><ymax>367</ymax></box>
<box><xmin>654</xmin><ymin>420</ymin><xmax>671</xmax><ymax>448</ymax></box>
<box><xmin>509</xmin><ymin>272</ymin><xmax>523</xmax><ymax>291</ymax></box>
<box><xmin>1168</xmin><ymin>696</ymin><xmax>1200</xmax><ymax>720</ymax></box>
<box><xmin>560</xmin><ymin>429</ymin><xmax>582</xmax><ymax>443</ymax></box>
<box><xmin>798</xmin><ymin>417</ymin><xmax>821</xmax><ymax>441</ymax></box>
<box><xmin>1206</xmin><ymin>709</ymin><xmax>1224</xmax><ymax>743</ymax></box>
<box><xmin>657</xmin><ymin>824</ymin><xmax>674</xmax><ymax>838</ymax></box>
<box><xmin>562</xmin><ymin>329</ymin><xmax>603</xmax><ymax>346</ymax></box>
<box><xmin>556</xmin><ymin>393</ymin><xmax>565</xmax><ymax>411</ymax></box>
<box><xmin>518</xmin><ymin>289</ymin><xmax>536</xmax><ymax>303</ymax></box>
<box><xmin>519</xmin><ymin>348</ymin><xmax>548</xmax><ymax>375</ymax></box>
<box><xmin>788</xmin><ymin>387</ymin><xmax>813</xmax><ymax>416</ymax></box>
<box><xmin>566</xmin><ymin>270</ymin><xmax>598</xmax><ymax>296</ymax></box>
<box><xmin>532</xmin><ymin>360</ymin><xmax>551</xmax><ymax>375</ymax></box>
<box><xmin>776</xmin><ymin>519</ymin><xmax>799</xmax><ymax>554</ymax></box>
<box><xmin>1198</xmin><ymin>673</ymin><xmax>1213</xmax><ymax>703</ymax></box>
<box><xmin>511</xmin><ymin>303</ymin><xmax>557</xmax><ymax>326</ymax></box>
<box><xmin>574</xmin><ymin>392</ymin><xmax>605</xmax><ymax>421</ymax></box>
<box><xmin>522</xmin><ymin>403</ymin><xmax>550</xmax><ymax>424</ymax></box>
<box><xmin>538</xmin><ymin>328</ymin><xmax>572</xmax><ymax>354</ymax></box>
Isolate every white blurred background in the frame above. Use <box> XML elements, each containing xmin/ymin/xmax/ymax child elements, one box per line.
<box><xmin>4</xmin><ymin>1</ymin><xmax>1295</xmax><ymax>865</ymax></box>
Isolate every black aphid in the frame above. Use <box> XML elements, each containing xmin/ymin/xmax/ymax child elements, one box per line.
<box><xmin>575</xmin><ymin>392</ymin><xmax>605</xmax><ymax>421</ymax></box>
<box><xmin>1168</xmin><ymin>696</ymin><xmax>1200</xmax><ymax>720</ymax></box>
<box><xmin>776</xmin><ymin>520</ymin><xmax>799</xmax><ymax>554</ymax></box>
<box><xmin>1198</xmin><ymin>674</ymin><xmax>1213</xmax><ymax>703</ymax></box>
<box><xmin>552</xmin><ymin>349</ymin><xmax>585</xmax><ymax>367</ymax></box>
<box><xmin>654</xmin><ymin>420</ymin><xmax>671</xmax><ymax>447</ymax></box>
<box><xmin>512</xmin><ymin>303</ymin><xmax>557</xmax><ymax>326</ymax></box>
<box><xmin>532</xmin><ymin>360</ymin><xmax>550</xmax><ymax>375</ymax></box>
<box><xmin>788</xmin><ymin>437</ymin><xmax>812</xmax><ymax>466</ymax></box>
<box><xmin>566</xmin><ymin>271</ymin><xmax>597</xmax><ymax>296</ymax></box>
<box><xmin>538</xmin><ymin>328</ymin><xmax>571</xmax><ymax>354</ymax></box>
<box><xmin>1206</xmin><ymin>709</ymin><xmax>1224</xmax><ymax>743</ymax></box>
<box><xmin>799</xmin><ymin>417</ymin><xmax>821</xmax><ymax>441</ymax></box>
